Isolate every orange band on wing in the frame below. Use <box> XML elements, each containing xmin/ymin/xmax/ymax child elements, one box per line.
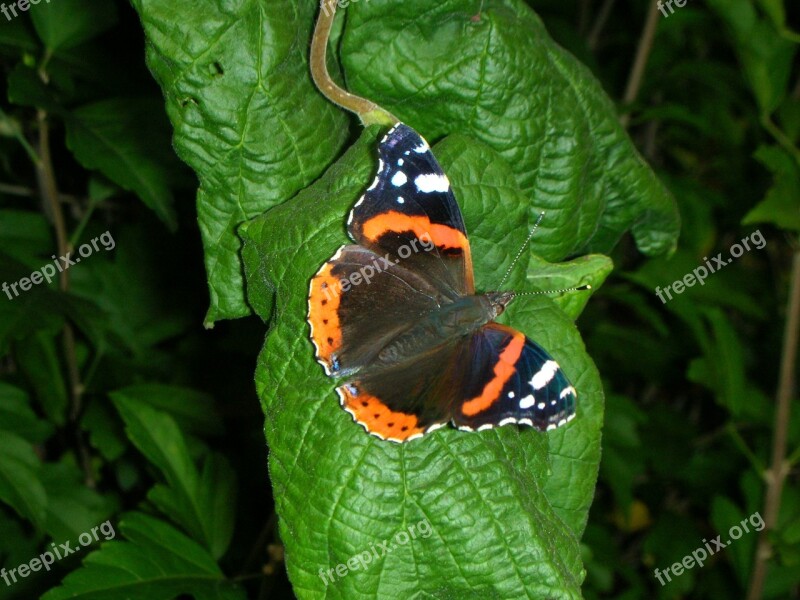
<box><xmin>361</xmin><ymin>211</ymin><xmax>468</xmax><ymax>251</ymax></box>
<box><xmin>308</xmin><ymin>262</ymin><xmax>342</xmax><ymax>369</ymax></box>
<box><xmin>338</xmin><ymin>384</ymin><xmax>425</xmax><ymax>441</ymax></box>
<box><xmin>461</xmin><ymin>331</ymin><xmax>525</xmax><ymax>417</ymax></box>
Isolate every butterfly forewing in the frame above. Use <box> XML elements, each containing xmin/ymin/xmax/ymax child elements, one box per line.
<box><xmin>347</xmin><ymin>123</ymin><xmax>475</xmax><ymax>296</ymax></box>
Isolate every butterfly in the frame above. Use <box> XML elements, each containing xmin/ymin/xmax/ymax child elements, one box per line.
<box><xmin>307</xmin><ymin>123</ymin><xmax>577</xmax><ymax>442</ymax></box>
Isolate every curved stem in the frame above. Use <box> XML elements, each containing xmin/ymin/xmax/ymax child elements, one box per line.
<box><xmin>310</xmin><ymin>0</ymin><xmax>398</xmax><ymax>127</ymax></box>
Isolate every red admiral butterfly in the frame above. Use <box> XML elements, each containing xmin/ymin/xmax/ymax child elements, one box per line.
<box><xmin>307</xmin><ymin>124</ymin><xmax>577</xmax><ymax>442</ymax></box>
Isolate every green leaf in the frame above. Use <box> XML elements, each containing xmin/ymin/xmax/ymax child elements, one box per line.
<box><xmin>526</xmin><ymin>254</ymin><xmax>612</xmax><ymax>320</ymax></box>
<box><xmin>241</xmin><ymin>129</ymin><xmax>605</xmax><ymax>597</ymax></box>
<box><xmin>111</xmin><ymin>394</ymin><xmax>236</xmax><ymax>559</ymax></box>
<box><xmin>0</xmin><ymin>382</ymin><xmax>53</xmax><ymax>444</ymax></box>
<box><xmin>0</xmin><ymin>508</ymin><xmax>41</xmax><ymax>577</ymax></box>
<box><xmin>68</xmin><ymin>224</ymin><xmax>191</xmax><ymax>356</ymax></box>
<box><xmin>0</xmin><ymin>18</ymin><xmax>39</xmax><ymax>55</ymax></box>
<box><xmin>341</xmin><ymin>0</ymin><xmax>679</xmax><ymax>258</ymax></box>
<box><xmin>705</xmin><ymin>0</ymin><xmax>796</xmax><ymax>114</ymax></box>
<box><xmin>15</xmin><ymin>330</ymin><xmax>69</xmax><ymax>426</ymax></box>
<box><xmin>31</xmin><ymin>0</ymin><xmax>118</xmax><ymax>52</ymax></box>
<box><xmin>0</xmin><ymin>432</ymin><xmax>47</xmax><ymax>530</ymax></box>
<box><xmin>130</xmin><ymin>0</ymin><xmax>350</xmax><ymax>323</ymax></box>
<box><xmin>65</xmin><ymin>98</ymin><xmax>182</xmax><ymax>230</ymax></box>
<box><xmin>110</xmin><ymin>384</ymin><xmax>224</xmax><ymax>437</ymax></box>
<box><xmin>82</xmin><ymin>400</ymin><xmax>126</xmax><ymax>462</ymax></box>
<box><xmin>0</xmin><ymin>210</ymin><xmax>52</xmax><ymax>267</ymax></box>
<box><xmin>684</xmin><ymin>307</ymin><xmax>758</xmax><ymax>419</ymax></box>
<box><xmin>41</xmin><ymin>512</ymin><xmax>246</xmax><ymax>600</ymax></box>
<box><xmin>743</xmin><ymin>145</ymin><xmax>800</xmax><ymax>231</ymax></box>
<box><xmin>41</xmin><ymin>462</ymin><xmax>116</xmax><ymax>543</ymax></box>
<box><xmin>7</xmin><ymin>62</ymin><xmax>63</xmax><ymax>112</ymax></box>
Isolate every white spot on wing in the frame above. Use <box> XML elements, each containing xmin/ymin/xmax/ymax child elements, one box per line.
<box><xmin>477</xmin><ymin>423</ymin><xmax>494</xmax><ymax>431</ymax></box>
<box><xmin>391</xmin><ymin>171</ymin><xmax>407</xmax><ymax>187</ymax></box>
<box><xmin>507</xmin><ymin>391</ymin><xmax>515</xmax><ymax>398</ymax></box>
<box><xmin>397</xmin><ymin>196</ymin><xmax>405</xmax><ymax>204</ymax></box>
<box><xmin>531</xmin><ymin>361</ymin><xmax>559</xmax><ymax>390</ymax></box>
<box><xmin>560</xmin><ymin>386</ymin><xmax>576</xmax><ymax>399</ymax></box>
<box><xmin>498</xmin><ymin>417</ymin><xmax>516</xmax><ymax>426</ymax></box>
<box><xmin>414</xmin><ymin>173</ymin><xmax>449</xmax><ymax>193</ymax></box>
<box><xmin>519</xmin><ymin>394</ymin><xmax>536</xmax><ymax>409</ymax></box>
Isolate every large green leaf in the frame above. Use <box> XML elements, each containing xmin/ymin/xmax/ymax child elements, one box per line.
<box><xmin>41</xmin><ymin>512</ymin><xmax>246</xmax><ymax>600</ymax></box>
<box><xmin>240</xmin><ymin>129</ymin><xmax>605</xmax><ymax>597</ymax></box>
<box><xmin>340</xmin><ymin>0</ymin><xmax>679</xmax><ymax>259</ymax></box>
<box><xmin>130</xmin><ymin>0</ymin><xmax>350</xmax><ymax>323</ymax></box>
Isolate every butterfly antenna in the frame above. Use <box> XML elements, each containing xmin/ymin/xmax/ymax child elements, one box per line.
<box><xmin>515</xmin><ymin>284</ymin><xmax>593</xmax><ymax>296</ymax></box>
<box><xmin>498</xmin><ymin>211</ymin><xmax>545</xmax><ymax>288</ymax></box>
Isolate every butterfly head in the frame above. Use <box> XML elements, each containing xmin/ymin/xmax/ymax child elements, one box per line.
<box><xmin>484</xmin><ymin>291</ymin><xmax>516</xmax><ymax>318</ymax></box>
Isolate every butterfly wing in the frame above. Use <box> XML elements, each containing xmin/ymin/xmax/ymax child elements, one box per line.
<box><xmin>450</xmin><ymin>323</ymin><xmax>577</xmax><ymax>432</ymax></box>
<box><xmin>308</xmin><ymin>245</ymin><xmax>446</xmax><ymax>377</ymax></box>
<box><xmin>336</xmin><ymin>339</ymin><xmax>462</xmax><ymax>442</ymax></box>
<box><xmin>336</xmin><ymin>321</ymin><xmax>577</xmax><ymax>442</ymax></box>
<box><xmin>347</xmin><ymin>123</ymin><xmax>475</xmax><ymax>296</ymax></box>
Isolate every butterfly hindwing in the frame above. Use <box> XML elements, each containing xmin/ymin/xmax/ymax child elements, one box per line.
<box><xmin>451</xmin><ymin>324</ymin><xmax>577</xmax><ymax>432</ymax></box>
<box><xmin>347</xmin><ymin>123</ymin><xmax>475</xmax><ymax>296</ymax></box>
<box><xmin>336</xmin><ymin>339</ymin><xmax>461</xmax><ymax>442</ymax></box>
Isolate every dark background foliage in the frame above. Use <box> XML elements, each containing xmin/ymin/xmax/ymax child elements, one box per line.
<box><xmin>0</xmin><ymin>0</ymin><xmax>798</xmax><ymax>598</ymax></box>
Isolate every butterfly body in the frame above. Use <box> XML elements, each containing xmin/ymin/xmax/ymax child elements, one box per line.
<box><xmin>307</xmin><ymin>123</ymin><xmax>577</xmax><ymax>442</ymax></box>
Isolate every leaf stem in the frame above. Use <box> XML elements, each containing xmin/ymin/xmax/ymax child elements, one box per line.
<box><xmin>310</xmin><ymin>0</ymin><xmax>397</xmax><ymax>126</ymax></box>
<box><xmin>746</xmin><ymin>247</ymin><xmax>800</xmax><ymax>600</ymax></box>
